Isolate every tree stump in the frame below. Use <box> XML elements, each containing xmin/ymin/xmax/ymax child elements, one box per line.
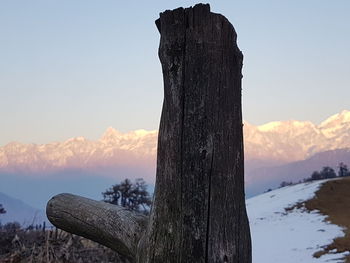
<box><xmin>47</xmin><ymin>4</ymin><xmax>251</xmax><ymax>263</ymax></box>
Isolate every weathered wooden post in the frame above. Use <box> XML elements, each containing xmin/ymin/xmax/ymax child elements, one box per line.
<box><xmin>47</xmin><ymin>4</ymin><xmax>251</xmax><ymax>263</ymax></box>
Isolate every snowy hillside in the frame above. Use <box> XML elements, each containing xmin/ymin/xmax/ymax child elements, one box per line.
<box><xmin>247</xmin><ymin>179</ymin><xmax>349</xmax><ymax>262</ymax></box>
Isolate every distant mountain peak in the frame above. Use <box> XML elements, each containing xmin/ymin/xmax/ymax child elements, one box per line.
<box><xmin>319</xmin><ymin>109</ymin><xmax>350</xmax><ymax>128</ymax></box>
<box><xmin>133</xmin><ymin>129</ymin><xmax>157</xmax><ymax>137</ymax></box>
<box><xmin>257</xmin><ymin>121</ymin><xmax>283</xmax><ymax>132</ymax></box>
<box><xmin>101</xmin><ymin>127</ymin><xmax>121</xmax><ymax>138</ymax></box>
<box><xmin>64</xmin><ymin>136</ymin><xmax>87</xmax><ymax>143</ymax></box>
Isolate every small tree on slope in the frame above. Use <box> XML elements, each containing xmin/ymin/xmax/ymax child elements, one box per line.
<box><xmin>0</xmin><ymin>204</ymin><xmax>5</xmax><ymax>215</ymax></box>
<box><xmin>320</xmin><ymin>166</ymin><xmax>337</xmax><ymax>179</ymax></box>
<box><xmin>102</xmin><ymin>178</ymin><xmax>152</xmax><ymax>214</ymax></box>
<box><xmin>338</xmin><ymin>162</ymin><xmax>350</xmax><ymax>177</ymax></box>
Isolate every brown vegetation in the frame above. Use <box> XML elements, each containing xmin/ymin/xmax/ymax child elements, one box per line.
<box><xmin>304</xmin><ymin>177</ymin><xmax>350</xmax><ymax>262</ymax></box>
<box><xmin>0</xmin><ymin>223</ymin><xmax>128</xmax><ymax>263</ymax></box>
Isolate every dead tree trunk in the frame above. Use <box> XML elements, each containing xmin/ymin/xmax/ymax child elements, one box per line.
<box><xmin>47</xmin><ymin>4</ymin><xmax>251</xmax><ymax>263</ymax></box>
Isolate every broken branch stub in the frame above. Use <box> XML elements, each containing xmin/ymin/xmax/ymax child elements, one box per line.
<box><xmin>46</xmin><ymin>193</ymin><xmax>147</xmax><ymax>261</ymax></box>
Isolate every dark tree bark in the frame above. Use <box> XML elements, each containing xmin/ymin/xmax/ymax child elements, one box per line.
<box><xmin>47</xmin><ymin>4</ymin><xmax>251</xmax><ymax>263</ymax></box>
<box><xmin>141</xmin><ymin>4</ymin><xmax>251</xmax><ymax>262</ymax></box>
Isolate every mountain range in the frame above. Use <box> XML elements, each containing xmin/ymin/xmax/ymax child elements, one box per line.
<box><xmin>0</xmin><ymin>110</ymin><xmax>349</xmax><ymax>202</ymax></box>
<box><xmin>244</xmin><ymin>109</ymin><xmax>350</xmax><ymax>166</ymax></box>
<box><xmin>0</xmin><ymin>129</ymin><xmax>157</xmax><ymax>175</ymax></box>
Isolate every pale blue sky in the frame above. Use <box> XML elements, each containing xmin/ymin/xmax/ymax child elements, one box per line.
<box><xmin>1</xmin><ymin>0</ymin><xmax>349</xmax><ymax>146</ymax></box>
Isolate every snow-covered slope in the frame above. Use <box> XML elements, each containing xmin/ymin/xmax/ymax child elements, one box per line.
<box><xmin>0</xmin><ymin>110</ymin><xmax>349</xmax><ymax>175</ymax></box>
<box><xmin>247</xmin><ymin>180</ymin><xmax>349</xmax><ymax>262</ymax></box>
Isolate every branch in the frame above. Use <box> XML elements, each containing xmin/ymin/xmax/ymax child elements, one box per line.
<box><xmin>46</xmin><ymin>193</ymin><xmax>147</xmax><ymax>261</ymax></box>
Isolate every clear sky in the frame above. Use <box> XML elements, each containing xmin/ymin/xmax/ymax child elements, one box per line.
<box><xmin>1</xmin><ymin>0</ymin><xmax>349</xmax><ymax>146</ymax></box>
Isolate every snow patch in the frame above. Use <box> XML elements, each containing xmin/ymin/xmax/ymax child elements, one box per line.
<box><xmin>257</xmin><ymin>121</ymin><xmax>283</xmax><ymax>132</ymax></box>
<box><xmin>319</xmin><ymin>110</ymin><xmax>350</xmax><ymax>128</ymax></box>
<box><xmin>247</xmin><ymin>180</ymin><xmax>348</xmax><ymax>262</ymax></box>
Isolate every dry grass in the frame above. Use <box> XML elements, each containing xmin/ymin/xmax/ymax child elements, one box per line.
<box><xmin>0</xmin><ymin>224</ymin><xmax>129</xmax><ymax>263</ymax></box>
<box><xmin>304</xmin><ymin>177</ymin><xmax>350</xmax><ymax>262</ymax></box>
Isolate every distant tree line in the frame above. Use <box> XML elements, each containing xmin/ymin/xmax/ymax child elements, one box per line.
<box><xmin>278</xmin><ymin>162</ymin><xmax>350</xmax><ymax>189</ymax></box>
<box><xmin>305</xmin><ymin>162</ymin><xmax>350</xmax><ymax>182</ymax></box>
<box><xmin>307</xmin><ymin>167</ymin><xmax>337</xmax><ymax>181</ymax></box>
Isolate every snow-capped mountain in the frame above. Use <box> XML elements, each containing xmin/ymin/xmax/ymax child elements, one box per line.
<box><xmin>0</xmin><ymin>110</ymin><xmax>349</xmax><ymax>176</ymax></box>
<box><xmin>245</xmin><ymin>110</ymin><xmax>350</xmax><ymax>164</ymax></box>
<box><xmin>0</xmin><ymin>128</ymin><xmax>158</xmax><ymax>174</ymax></box>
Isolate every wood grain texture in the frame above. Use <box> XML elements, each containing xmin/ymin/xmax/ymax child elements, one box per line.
<box><xmin>141</xmin><ymin>3</ymin><xmax>252</xmax><ymax>263</ymax></box>
<box><xmin>46</xmin><ymin>193</ymin><xmax>147</xmax><ymax>262</ymax></box>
